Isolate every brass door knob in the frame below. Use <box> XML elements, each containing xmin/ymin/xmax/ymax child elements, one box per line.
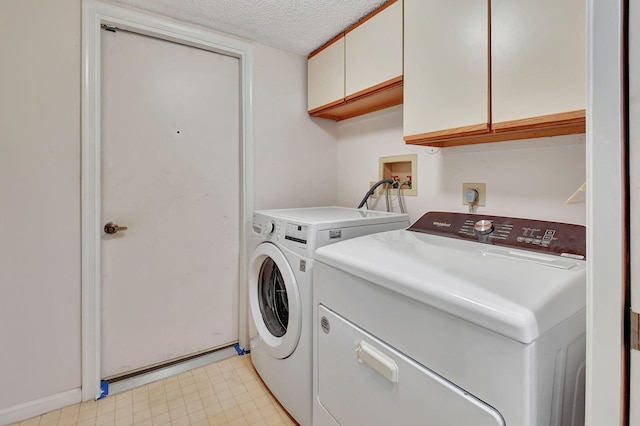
<box><xmin>104</xmin><ymin>222</ymin><xmax>128</xmax><ymax>234</ymax></box>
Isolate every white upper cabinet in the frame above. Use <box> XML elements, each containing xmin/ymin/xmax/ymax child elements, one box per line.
<box><xmin>491</xmin><ymin>0</ymin><xmax>586</xmax><ymax>127</ymax></box>
<box><xmin>307</xmin><ymin>0</ymin><xmax>403</xmax><ymax>120</ymax></box>
<box><xmin>404</xmin><ymin>0</ymin><xmax>489</xmax><ymax>141</ymax></box>
<box><xmin>345</xmin><ymin>0</ymin><xmax>403</xmax><ymax>98</ymax></box>
<box><xmin>403</xmin><ymin>0</ymin><xmax>586</xmax><ymax>147</ymax></box>
<box><xmin>307</xmin><ymin>37</ymin><xmax>345</xmax><ymax>112</ymax></box>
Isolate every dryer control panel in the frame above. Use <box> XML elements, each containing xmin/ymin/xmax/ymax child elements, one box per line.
<box><xmin>408</xmin><ymin>212</ymin><xmax>586</xmax><ymax>260</ymax></box>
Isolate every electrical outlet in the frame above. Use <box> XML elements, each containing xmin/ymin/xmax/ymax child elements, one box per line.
<box><xmin>462</xmin><ymin>183</ymin><xmax>486</xmax><ymax>206</ymax></box>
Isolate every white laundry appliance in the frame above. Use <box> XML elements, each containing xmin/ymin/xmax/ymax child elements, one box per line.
<box><xmin>313</xmin><ymin>211</ymin><xmax>586</xmax><ymax>426</ymax></box>
<box><xmin>248</xmin><ymin>207</ymin><xmax>409</xmax><ymax>425</ymax></box>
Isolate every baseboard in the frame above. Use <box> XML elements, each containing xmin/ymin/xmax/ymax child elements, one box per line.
<box><xmin>0</xmin><ymin>388</ymin><xmax>81</xmax><ymax>426</ymax></box>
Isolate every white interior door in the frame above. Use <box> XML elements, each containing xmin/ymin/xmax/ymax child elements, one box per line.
<box><xmin>631</xmin><ymin>0</ymin><xmax>640</xmax><ymax>422</ymax></box>
<box><xmin>100</xmin><ymin>29</ymin><xmax>240</xmax><ymax>379</ymax></box>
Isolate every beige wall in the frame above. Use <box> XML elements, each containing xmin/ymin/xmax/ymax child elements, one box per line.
<box><xmin>0</xmin><ymin>0</ymin><xmax>82</xmax><ymax>412</ymax></box>
<box><xmin>253</xmin><ymin>43</ymin><xmax>338</xmax><ymax>210</ymax></box>
<box><xmin>336</xmin><ymin>106</ymin><xmax>586</xmax><ymax>225</ymax></box>
<box><xmin>0</xmin><ymin>1</ymin><xmax>338</xmax><ymax>422</ymax></box>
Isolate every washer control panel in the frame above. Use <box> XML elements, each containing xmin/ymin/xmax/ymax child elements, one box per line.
<box><xmin>285</xmin><ymin>222</ymin><xmax>309</xmax><ymax>245</ymax></box>
<box><xmin>408</xmin><ymin>211</ymin><xmax>586</xmax><ymax>259</ymax></box>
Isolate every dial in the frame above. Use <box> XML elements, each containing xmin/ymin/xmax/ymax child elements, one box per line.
<box><xmin>264</xmin><ymin>221</ymin><xmax>275</xmax><ymax>235</ymax></box>
<box><xmin>474</xmin><ymin>219</ymin><xmax>494</xmax><ymax>235</ymax></box>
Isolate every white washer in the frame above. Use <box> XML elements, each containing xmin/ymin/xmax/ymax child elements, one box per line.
<box><xmin>248</xmin><ymin>207</ymin><xmax>409</xmax><ymax>425</ymax></box>
<box><xmin>313</xmin><ymin>211</ymin><xmax>586</xmax><ymax>426</ymax></box>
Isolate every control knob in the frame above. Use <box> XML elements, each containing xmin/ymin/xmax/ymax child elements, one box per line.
<box><xmin>474</xmin><ymin>219</ymin><xmax>494</xmax><ymax>235</ymax></box>
<box><xmin>264</xmin><ymin>221</ymin><xmax>275</xmax><ymax>235</ymax></box>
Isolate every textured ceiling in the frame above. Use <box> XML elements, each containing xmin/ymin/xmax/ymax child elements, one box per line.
<box><xmin>101</xmin><ymin>0</ymin><xmax>389</xmax><ymax>56</ymax></box>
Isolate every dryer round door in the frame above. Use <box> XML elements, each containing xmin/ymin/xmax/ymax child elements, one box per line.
<box><xmin>249</xmin><ymin>242</ymin><xmax>302</xmax><ymax>359</ymax></box>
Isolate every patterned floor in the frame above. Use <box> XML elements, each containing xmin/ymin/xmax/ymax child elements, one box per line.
<box><xmin>11</xmin><ymin>355</ymin><xmax>297</xmax><ymax>426</ymax></box>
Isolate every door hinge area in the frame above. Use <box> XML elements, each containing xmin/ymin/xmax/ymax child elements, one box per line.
<box><xmin>101</xmin><ymin>24</ymin><xmax>117</xmax><ymax>33</ymax></box>
<box><xmin>632</xmin><ymin>311</ymin><xmax>640</xmax><ymax>351</ymax></box>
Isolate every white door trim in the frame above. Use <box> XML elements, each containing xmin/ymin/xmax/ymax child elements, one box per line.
<box><xmin>585</xmin><ymin>0</ymin><xmax>625</xmax><ymax>423</ymax></box>
<box><xmin>81</xmin><ymin>0</ymin><xmax>254</xmax><ymax>401</ymax></box>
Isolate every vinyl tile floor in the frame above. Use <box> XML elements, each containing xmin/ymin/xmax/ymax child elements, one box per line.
<box><xmin>11</xmin><ymin>355</ymin><xmax>298</xmax><ymax>426</ymax></box>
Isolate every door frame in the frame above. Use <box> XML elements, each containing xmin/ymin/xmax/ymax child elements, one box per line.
<box><xmin>81</xmin><ymin>0</ymin><xmax>254</xmax><ymax>401</ymax></box>
<box><xmin>585</xmin><ymin>0</ymin><xmax>626</xmax><ymax>423</ymax></box>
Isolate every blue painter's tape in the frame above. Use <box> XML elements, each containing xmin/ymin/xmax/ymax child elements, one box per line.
<box><xmin>234</xmin><ymin>343</ymin><xmax>250</xmax><ymax>355</ymax></box>
<box><xmin>98</xmin><ymin>380</ymin><xmax>109</xmax><ymax>400</ymax></box>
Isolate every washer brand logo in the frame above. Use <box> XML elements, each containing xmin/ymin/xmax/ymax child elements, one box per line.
<box><xmin>433</xmin><ymin>221</ymin><xmax>452</xmax><ymax>228</ymax></box>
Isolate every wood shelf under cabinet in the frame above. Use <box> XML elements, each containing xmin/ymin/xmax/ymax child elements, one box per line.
<box><xmin>309</xmin><ymin>76</ymin><xmax>403</xmax><ymax>121</ymax></box>
<box><xmin>404</xmin><ymin>109</ymin><xmax>585</xmax><ymax>148</ymax></box>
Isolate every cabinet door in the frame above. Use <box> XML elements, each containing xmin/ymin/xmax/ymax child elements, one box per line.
<box><xmin>308</xmin><ymin>37</ymin><xmax>345</xmax><ymax>112</ymax></box>
<box><xmin>403</xmin><ymin>0</ymin><xmax>489</xmax><ymax>142</ymax></box>
<box><xmin>345</xmin><ymin>0</ymin><xmax>402</xmax><ymax>98</ymax></box>
<box><xmin>491</xmin><ymin>0</ymin><xmax>586</xmax><ymax>128</ymax></box>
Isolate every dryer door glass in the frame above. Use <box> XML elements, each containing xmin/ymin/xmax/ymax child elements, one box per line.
<box><xmin>257</xmin><ymin>257</ymin><xmax>289</xmax><ymax>337</ymax></box>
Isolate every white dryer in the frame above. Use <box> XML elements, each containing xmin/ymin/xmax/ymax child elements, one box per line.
<box><xmin>248</xmin><ymin>207</ymin><xmax>409</xmax><ymax>425</ymax></box>
<box><xmin>313</xmin><ymin>211</ymin><xmax>586</xmax><ymax>426</ymax></box>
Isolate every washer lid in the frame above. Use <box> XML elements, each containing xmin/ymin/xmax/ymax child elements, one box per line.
<box><xmin>254</xmin><ymin>206</ymin><xmax>409</xmax><ymax>229</ymax></box>
<box><xmin>315</xmin><ymin>229</ymin><xmax>586</xmax><ymax>344</ymax></box>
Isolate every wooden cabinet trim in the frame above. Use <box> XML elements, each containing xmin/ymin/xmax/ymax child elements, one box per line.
<box><xmin>404</xmin><ymin>115</ymin><xmax>585</xmax><ymax>148</ymax></box>
<box><xmin>403</xmin><ymin>123</ymin><xmax>491</xmax><ymax>144</ymax></box>
<box><xmin>345</xmin><ymin>0</ymin><xmax>399</xmax><ymax>35</ymax></box>
<box><xmin>309</xmin><ymin>77</ymin><xmax>403</xmax><ymax>121</ymax></box>
<box><xmin>491</xmin><ymin>109</ymin><xmax>586</xmax><ymax>133</ymax></box>
<box><xmin>308</xmin><ymin>32</ymin><xmax>345</xmax><ymax>59</ymax></box>
<box><xmin>345</xmin><ymin>75</ymin><xmax>403</xmax><ymax>102</ymax></box>
<box><xmin>309</xmin><ymin>0</ymin><xmax>398</xmax><ymax>59</ymax></box>
<box><xmin>308</xmin><ymin>98</ymin><xmax>347</xmax><ymax>116</ymax></box>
